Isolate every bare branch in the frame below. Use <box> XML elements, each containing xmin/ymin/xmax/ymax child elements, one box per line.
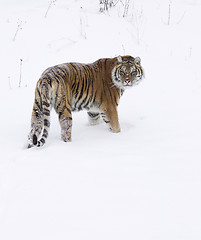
<box><xmin>19</xmin><ymin>59</ymin><xmax>23</xmax><ymax>88</ymax></box>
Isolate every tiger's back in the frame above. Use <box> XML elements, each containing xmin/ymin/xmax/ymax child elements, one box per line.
<box><xmin>46</xmin><ymin>59</ymin><xmax>122</xmax><ymax>111</ymax></box>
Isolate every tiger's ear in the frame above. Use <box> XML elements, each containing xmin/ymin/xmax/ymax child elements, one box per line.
<box><xmin>117</xmin><ymin>55</ymin><xmax>122</xmax><ymax>63</ymax></box>
<box><xmin>135</xmin><ymin>56</ymin><xmax>141</xmax><ymax>65</ymax></box>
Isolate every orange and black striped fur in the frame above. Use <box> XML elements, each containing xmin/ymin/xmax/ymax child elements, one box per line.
<box><xmin>27</xmin><ymin>55</ymin><xmax>143</xmax><ymax>148</ymax></box>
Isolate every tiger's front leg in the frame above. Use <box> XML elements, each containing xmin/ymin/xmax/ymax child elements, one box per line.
<box><xmin>101</xmin><ymin>107</ymin><xmax>121</xmax><ymax>133</ymax></box>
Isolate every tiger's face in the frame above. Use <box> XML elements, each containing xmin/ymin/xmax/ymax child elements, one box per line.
<box><xmin>112</xmin><ymin>56</ymin><xmax>144</xmax><ymax>90</ymax></box>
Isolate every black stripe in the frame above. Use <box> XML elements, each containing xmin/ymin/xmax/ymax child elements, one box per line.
<box><xmin>35</xmin><ymin>99</ymin><xmax>41</xmax><ymax>111</ymax></box>
<box><xmin>37</xmin><ymin>138</ymin><xmax>45</xmax><ymax>147</ymax></box>
<box><xmin>66</xmin><ymin>107</ymin><xmax>71</xmax><ymax>115</ymax></box>
<box><xmin>104</xmin><ymin>59</ymin><xmax>108</xmax><ymax>70</ymax></box>
<box><xmin>59</xmin><ymin>105</ymin><xmax>66</xmax><ymax>118</ymax></box>
<box><xmin>61</xmin><ymin>116</ymin><xmax>72</xmax><ymax>121</ymax></box>
<box><xmin>79</xmin><ymin>83</ymin><xmax>90</xmax><ymax>108</ymax></box>
<box><xmin>58</xmin><ymin>106</ymin><xmax>71</xmax><ymax>118</ymax></box>
<box><xmin>114</xmin><ymin>95</ymin><xmax>118</xmax><ymax>106</ymax></box>
<box><xmin>114</xmin><ymin>68</ymin><xmax>120</xmax><ymax>82</ymax></box>
<box><xmin>108</xmin><ymin>87</ymin><xmax>113</xmax><ymax>102</ymax></box>
<box><xmin>74</xmin><ymin>80</ymin><xmax>80</xmax><ymax>99</ymax></box>
<box><xmin>42</xmin><ymin>76</ymin><xmax>52</xmax><ymax>87</ymax></box>
<box><xmin>42</xmin><ymin>101</ymin><xmax>50</xmax><ymax>107</ymax></box>
<box><xmin>54</xmin><ymin>83</ymin><xmax>60</xmax><ymax>107</ymax></box>
<box><xmin>43</xmin><ymin>108</ymin><xmax>50</xmax><ymax>112</ymax></box>
<box><xmin>43</xmin><ymin>112</ymin><xmax>50</xmax><ymax>116</ymax></box>
<box><xmin>70</xmin><ymin>63</ymin><xmax>80</xmax><ymax>75</ymax></box>
<box><xmin>50</xmin><ymin>70</ymin><xmax>60</xmax><ymax>84</ymax></box>
<box><xmin>72</xmin><ymin>77</ymin><xmax>76</xmax><ymax>92</ymax></box>
<box><xmin>44</xmin><ymin>119</ymin><xmax>50</xmax><ymax>127</ymax></box>
<box><xmin>103</xmin><ymin>119</ymin><xmax>110</xmax><ymax>124</ymax></box>
<box><xmin>37</xmin><ymin>88</ymin><xmax>42</xmax><ymax>99</ymax></box>
<box><xmin>88</xmin><ymin>112</ymin><xmax>99</xmax><ymax>118</ymax></box>
<box><xmin>76</xmin><ymin>75</ymin><xmax>85</xmax><ymax>102</ymax></box>
<box><xmin>33</xmin><ymin>134</ymin><xmax>37</xmax><ymax>145</ymax></box>
<box><xmin>57</xmin><ymin>66</ymin><xmax>67</xmax><ymax>77</ymax></box>
<box><xmin>91</xmin><ymin>90</ymin><xmax>97</xmax><ymax>104</ymax></box>
<box><xmin>43</xmin><ymin>108</ymin><xmax>50</xmax><ymax>116</ymax></box>
<box><xmin>55</xmin><ymin>99</ymin><xmax>62</xmax><ymax>112</ymax></box>
<box><xmin>102</xmin><ymin>80</ymin><xmax>107</xmax><ymax>98</ymax></box>
<box><xmin>42</xmin><ymin>129</ymin><xmax>48</xmax><ymax>138</ymax></box>
<box><xmin>82</xmin><ymin>95</ymin><xmax>92</xmax><ymax>109</ymax></box>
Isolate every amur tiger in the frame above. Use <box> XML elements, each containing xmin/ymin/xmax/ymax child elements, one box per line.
<box><xmin>27</xmin><ymin>55</ymin><xmax>144</xmax><ymax>148</ymax></box>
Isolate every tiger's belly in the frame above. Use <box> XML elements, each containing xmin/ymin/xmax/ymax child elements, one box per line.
<box><xmin>71</xmin><ymin>97</ymin><xmax>100</xmax><ymax>113</ymax></box>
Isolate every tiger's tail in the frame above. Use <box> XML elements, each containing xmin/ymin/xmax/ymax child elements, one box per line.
<box><xmin>27</xmin><ymin>78</ymin><xmax>51</xmax><ymax>148</ymax></box>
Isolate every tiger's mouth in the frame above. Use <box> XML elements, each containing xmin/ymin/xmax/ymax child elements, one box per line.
<box><xmin>123</xmin><ymin>79</ymin><xmax>141</xmax><ymax>87</ymax></box>
<box><xmin>123</xmin><ymin>81</ymin><xmax>132</xmax><ymax>86</ymax></box>
<box><xmin>124</xmin><ymin>83</ymin><xmax>132</xmax><ymax>87</ymax></box>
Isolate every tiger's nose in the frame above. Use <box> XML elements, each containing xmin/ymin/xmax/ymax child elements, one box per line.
<box><xmin>125</xmin><ymin>79</ymin><xmax>130</xmax><ymax>84</ymax></box>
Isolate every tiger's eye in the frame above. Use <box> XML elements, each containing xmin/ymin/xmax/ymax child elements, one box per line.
<box><xmin>120</xmin><ymin>70</ymin><xmax>125</xmax><ymax>75</ymax></box>
<box><xmin>131</xmin><ymin>70</ymin><xmax>137</xmax><ymax>75</ymax></box>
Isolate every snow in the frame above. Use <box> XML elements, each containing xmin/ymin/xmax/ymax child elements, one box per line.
<box><xmin>0</xmin><ymin>0</ymin><xmax>201</xmax><ymax>239</ymax></box>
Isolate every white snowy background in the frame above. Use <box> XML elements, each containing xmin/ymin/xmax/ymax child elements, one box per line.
<box><xmin>0</xmin><ymin>0</ymin><xmax>201</xmax><ymax>239</ymax></box>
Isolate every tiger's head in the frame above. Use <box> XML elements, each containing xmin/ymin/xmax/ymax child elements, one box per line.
<box><xmin>112</xmin><ymin>55</ymin><xmax>144</xmax><ymax>90</ymax></box>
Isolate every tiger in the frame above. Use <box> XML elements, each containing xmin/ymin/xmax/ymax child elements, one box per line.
<box><xmin>27</xmin><ymin>55</ymin><xmax>144</xmax><ymax>148</ymax></box>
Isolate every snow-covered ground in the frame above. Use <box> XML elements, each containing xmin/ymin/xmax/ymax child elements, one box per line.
<box><xmin>0</xmin><ymin>0</ymin><xmax>201</xmax><ymax>239</ymax></box>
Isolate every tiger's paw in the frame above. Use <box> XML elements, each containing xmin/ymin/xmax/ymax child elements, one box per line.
<box><xmin>110</xmin><ymin>127</ymin><xmax>121</xmax><ymax>133</ymax></box>
<box><xmin>61</xmin><ymin>130</ymin><xmax>72</xmax><ymax>142</ymax></box>
<box><xmin>62</xmin><ymin>136</ymin><xmax>72</xmax><ymax>142</ymax></box>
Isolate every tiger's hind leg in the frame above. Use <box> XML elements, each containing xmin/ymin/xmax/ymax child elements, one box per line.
<box><xmin>54</xmin><ymin>84</ymin><xmax>72</xmax><ymax>142</ymax></box>
<box><xmin>87</xmin><ymin>112</ymin><xmax>101</xmax><ymax>125</ymax></box>
<box><xmin>59</xmin><ymin>113</ymin><xmax>72</xmax><ymax>142</ymax></box>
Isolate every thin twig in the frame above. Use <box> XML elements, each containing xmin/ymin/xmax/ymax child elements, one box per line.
<box><xmin>13</xmin><ymin>21</ymin><xmax>22</xmax><ymax>41</ymax></box>
<box><xmin>123</xmin><ymin>0</ymin><xmax>130</xmax><ymax>17</ymax></box>
<box><xmin>168</xmin><ymin>0</ymin><xmax>172</xmax><ymax>25</ymax></box>
<box><xmin>19</xmin><ymin>59</ymin><xmax>23</xmax><ymax>88</ymax></box>
<box><xmin>44</xmin><ymin>0</ymin><xmax>57</xmax><ymax>18</ymax></box>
